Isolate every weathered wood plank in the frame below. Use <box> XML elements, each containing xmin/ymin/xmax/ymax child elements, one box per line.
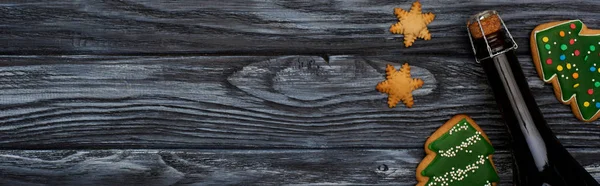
<box><xmin>0</xmin><ymin>0</ymin><xmax>599</xmax><ymax>55</ymax></box>
<box><xmin>0</xmin><ymin>149</ymin><xmax>598</xmax><ymax>186</ymax></box>
<box><xmin>0</xmin><ymin>55</ymin><xmax>598</xmax><ymax>149</ymax></box>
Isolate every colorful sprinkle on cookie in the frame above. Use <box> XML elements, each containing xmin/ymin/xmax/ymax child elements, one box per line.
<box><xmin>376</xmin><ymin>63</ymin><xmax>424</xmax><ymax>108</ymax></box>
<box><xmin>389</xmin><ymin>1</ymin><xmax>435</xmax><ymax>47</ymax></box>
<box><xmin>416</xmin><ymin>115</ymin><xmax>499</xmax><ymax>186</ymax></box>
<box><xmin>531</xmin><ymin>20</ymin><xmax>600</xmax><ymax>121</ymax></box>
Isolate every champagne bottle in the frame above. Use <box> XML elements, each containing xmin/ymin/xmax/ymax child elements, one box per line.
<box><xmin>467</xmin><ymin>10</ymin><xmax>599</xmax><ymax>186</ymax></box>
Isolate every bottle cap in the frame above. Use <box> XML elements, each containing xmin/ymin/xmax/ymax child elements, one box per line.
<box><xmin>467</xmin><ymin>10</ymin><xmax>518</xmax><ymax>63</ymax></box>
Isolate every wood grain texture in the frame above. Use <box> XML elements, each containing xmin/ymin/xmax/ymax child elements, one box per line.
<box><xmin>2</xmin><ymin>0</ymin><xmax>600</xmax><ymax>185</ymax></box>
<box><xmin>2</xmin><ymin>1</ymin><xmax>600</xmax><ymax>184</ymax></box>
<box><xmin>1</xmin><ymin>0</ymin><xmax>599</xmax><ymax>55</ymax></box>
<box><xmin>0</xmin><ymin>55</ymin><xmax>599</xmax><ymax>149</ymax></box>
<box><xmin>0</xmin><ymin>149</ymin><xmax>598</xmax><ymax>186</ymax></box>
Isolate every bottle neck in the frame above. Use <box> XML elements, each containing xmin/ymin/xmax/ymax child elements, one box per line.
<box><xmin>476</xmin><ymin>31</ymin><xmax>552</xmax><ymax>171</ymax></box>
<box><xmin>473</xmin><ymin>30</ymin><xmax>511</xmax><ymax>60</ymax></box>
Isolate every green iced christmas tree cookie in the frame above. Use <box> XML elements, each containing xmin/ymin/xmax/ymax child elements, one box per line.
<box><xmin>531</xmin><ymin>20</ymin><xmax>600</xmax><ymax>121</ymax></box>
<box><xmin>416</xmin><ymin>115</ymin><xmax>499</xmax><ymax>186</ymax></box>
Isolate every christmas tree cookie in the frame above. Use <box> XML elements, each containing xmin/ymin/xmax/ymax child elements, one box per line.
<box><xmin>416</xmin><ymin>115</ymin><xmax>499</xmax><ymax>186</ymax></box>
<box><xmin>531</xmin><ymin>20</ymin><xmax>600</xmax><ymax>121</ymax></box>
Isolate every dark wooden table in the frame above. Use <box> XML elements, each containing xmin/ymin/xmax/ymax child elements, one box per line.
<box><xmin>1</xmin><ymin>1</ymin><xmax>599</xmax><ymax>185</ymax></box>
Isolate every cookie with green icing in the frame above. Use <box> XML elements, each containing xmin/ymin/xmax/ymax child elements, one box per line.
<box><xmin>531</xmin><ymin>20</ymin><xmax>600</xmax><ymax>121</ymax></box>
<box><xmin>416</xmin><ymin>115</ymin><xmax>499</xmax><ymax>186</ymax></box>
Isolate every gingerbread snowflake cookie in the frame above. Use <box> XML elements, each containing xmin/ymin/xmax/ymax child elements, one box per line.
<box><xmin>376</xmin><ymin>63</ymin><xmax>424</xmax><ymax>108</ymax></box>
<box><xmin>390</xmin><ymin>0</ymin><xmax>435</xmax><ymax>47</ymax></box>
<box><xmin>531</xmin><ymin>20</ymin><xmax>600</xmax><ymax>121</ymax></box>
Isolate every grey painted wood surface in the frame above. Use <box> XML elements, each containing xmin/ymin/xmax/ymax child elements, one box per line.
<box><xmin>1</xmin><ymin>0</ymin><xmax>599</xmax><ymax>55</ymax></box>
<box><xmin>1</xmin><ymin>55</ymin><xmax>599</xmax><ymax>149</ymax></box>
<box><xmin>0</xmin><ymin>149</ymin><xmax>598</xmax><ymax>186</ymax></box>
<box><xmin>2</xmin><ymin>0</ymin><xmax>600</xmax><ymax>185</ymax></box>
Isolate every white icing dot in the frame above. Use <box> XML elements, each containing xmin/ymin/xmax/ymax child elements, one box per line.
<box><xmin>573</xmin><ymin>64</ymin><xmax>577</xmax><ymax>67</ymax></box>
<box><xmin>554</xmin><ymin>42</ymin><xmax>557</xmax><ymax>45</ymax></box>
<box><xmin>548</xmin><ymin>51</ymin><xmax>552</xmax><ymax>54</ymax></box>
<box><xmin>575</xmin><ymin>39</ymin><xmax>578</xmax><ymax>42</ymax></box>
<box><xmin>562</xmin><ymin>74</ymin><xmax>565</xmax><ymax>77</ymax></box>
<box><xmin>566</xmin><ymin>77</ymin><xmax>569</xmax><ymax>79</ymax></box>
<box><xmin>569</xmin><ymin>31</ymin><xmax>572</xmax><ymax>34</ymax></box>
<box><xmin>576</xmin><ymin>68</ymin><xmax>579</xmax><ymax>71</ymax></box>
<box><xmin>572</xmin><ymin>53</ymin><xmax>575</xmax><ymax>56</ymax></box>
